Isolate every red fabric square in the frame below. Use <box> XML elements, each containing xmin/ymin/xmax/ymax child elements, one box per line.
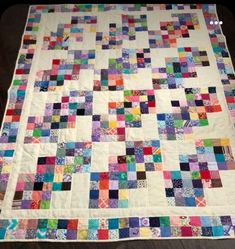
<box><xmin>67</xmin><ymin>219</ymin><xmax>78</xmax><ymax>230</ymax></box>
<box><xmin>200</xmin><ymin>170</ymin><xmax>211</xmax><ymax>179</ymax></box>
<box><xmin>144</xmin><ymin>147</ymin><xmax>152</xmax><ymax>155</ymax></box>
<box><xmin>181</xmin><ymin>226</ymin><xmax>192</xmax><ymax>236</ymax></box>
<box><xmin>53</xmin><ymin>59</ymin><xmax>60</xmax><ymax>65</ymax></box>
<box><xmin>98</xmin><ymin>229</ymin><xmax>108</xmax><ymax>240</ymax></box>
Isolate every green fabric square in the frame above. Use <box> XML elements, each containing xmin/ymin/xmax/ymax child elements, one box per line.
<box><xmin>204</xmin><ymin>139</ymin><xmax>213</xmax><ymax>147</ymax></box>
<box><xmin>119</xmin><ymin>172</ymin><xmax>127</xmax><ymax>180</ymax></box>
<box><xmin>47</xmin><ymin>219</ymin><xmax>58</xmax><ymax>229</ymax></box>
<box><xmin>33</xmin><ymin>129</ymin><xmax>42</xmax><ymax>137</ymax></box>
<box><xmin>124</xmin><ymin>90</ymin><xmax>132</xmax><ymax>96</ymax></box>
<box><xmin>199</xmin><ymin>119</ymin><xmax>209</xmax><ymax>126</ymax></box>
<box><xmin>126</xmin><ymin>155</ymin><xmax>135</xmax><ymax>163</ymax></box>
<box><xmin>125</xmin><ymin>114</ymin><xmax>133</xmax><ymax>121</ymax></box>
<box><xmin>101</xmin><ymin>80</ymin><xmax>108</xmax><ymax>86</ymax></box>
<box><xmin>174</xmin><ymin>120</ymin><xmax>184</xmax><ymax>128</ymax></box>
<box><xmin>13</xmin><ymin>80</ymin><xmax>21</xmax><ymax>86</ymax></box>
<box><xmin>160</xmin><ymin>216</ymin><xmax>170</xmax><ymax>227</ymax></box>
<box><xmin>38</xmin><ymin>219</ymin><xmax>48</xmax><ymax>229</ymax></box>
<box><xmin>153</xmin><ymin>154</ymin><xmax>162</xmax><ymax>162</ymax></box>
<box><xmin>74</xmin><ymin>156</ymin><xmax>83</xmax><ymax>165</ymax></box>
<box><xmin>40</xmin><ymin>200</ymin><xmax>50</xmax><ymax>209</ymax></box>
<box><xmin>186</xmin><ymin>94</ymin><xmax>194</xmax><ymax>101</ymax></box>
<box><xmin>191</xmin><ymin>171</ymin><xmax>200</xmax><ymax>180</ymax></box>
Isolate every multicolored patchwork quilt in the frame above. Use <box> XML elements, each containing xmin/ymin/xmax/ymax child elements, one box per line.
<box><xmin>0</xmin><ymin>4</ymin><xmax>235</xmax><ymax>241</ymax></box>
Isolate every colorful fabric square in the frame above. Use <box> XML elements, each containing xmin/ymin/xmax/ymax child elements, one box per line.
<box><xmin>24</xmin><ymin>91</ymin><xmax>93</xmax><ymax>143</ymax></box>
<box><xmin>34</xmin><ymin>50</ymin><xmax>95</xmax><ymax>92</ymax></box>
<box><xmin>149</xmin><ymin>13</ymin><xmax>199</xmax><ymax>48</ymax></box>
<box><xmin>42</xmin><ymin>16</ymin><xmax>97</xmax><ymax>50</ymax></box>
<box><xmin>89</xmin><ymin>140</ymin><xmax>162</xmax><ymax>208</ymax></box>
<box><xmin>164</xmin><ymin>138</ymin><xmax>235</xmax><ymax>207</ymax></box>
<box><xmin>152</xmin><ymin>47</ymin><xmax>209</xmax><ymax>89</ymax></box>
<box><xmin>157</xmin><ymin>87</ymin><xmax>222</xmax><ymax>140</ymax></box>
<box><xmin>12</xmin><ymin>142</ymin><xmax>92</xmax><ymax>209</ymax></box>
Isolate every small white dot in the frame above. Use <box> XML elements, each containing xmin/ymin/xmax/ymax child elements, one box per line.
<box><xmin>210</xmin><ymin>20</ymin><xmax>213</xmax><ymax>25</ymax></box>
<box><xmin>219</xmin><ymin>21</ymin><xmax>223</xmax><ymax>25</ymax></box>
<box><xmin>214</xmin><ymin>20</ymin><xmax>218</xmax><ymax>25</ymax></box>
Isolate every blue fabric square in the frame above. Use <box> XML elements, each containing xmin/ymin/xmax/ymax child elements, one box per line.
<box><xmin>109</xmin><ymin>219</ymin><xmax>119</xmax><ymax>229</ymax></box>
<box><xmin>157</xmin><ymin>114</ymin><xmax>166</xmax><ymax>121</ymax></box>
<box><xmin>90</xmin><ymin>173</ymin><xmax>100</xmax><ymax>181</ymax></box>
<box><xmin>212</xmin><ymin>226</ymin><xmax>224</xmax><ymax>237</ymax></box>
<box><xmin>201</xmin><ymin>216</ymin><xmax>212</xmax><ymax>226</ymax></box>
<box><xmin>129</xmin><ymin>217</ymin><xmax>139</xmax><ymax>228</ymax></box>
<box><xmin>90</xmin><ymin>190</ymin><xmax>99</xmax><ymax>199</ymax></box>
<box><xmin>185</xmin><ymin>197</ymin><xmax>196</xmax><ymax>206</ymax></box>
<box><xmin>160</xmin><ymin>226</ymin><xmax>171</xmax><ymax>237</ymax></box>
<box><xmin>119</xmin><ymin>228</ymin><xmax>129</xmax><ymax>238</ymax></box>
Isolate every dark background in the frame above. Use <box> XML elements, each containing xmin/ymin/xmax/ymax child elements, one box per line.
<box><xmin>0</xmin><ymin>2</ymin><xmax>235</xmax><ymax>249</ymax></box>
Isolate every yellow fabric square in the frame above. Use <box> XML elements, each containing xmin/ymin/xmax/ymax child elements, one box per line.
<box><xmin>119</xmin><ymin>189</ymin><xmax>128</xmax><ymax>199</ymax></box>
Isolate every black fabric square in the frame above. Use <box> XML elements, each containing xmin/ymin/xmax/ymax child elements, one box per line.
<box><xmin>33</xmin><ymin>182</ymin><xmax>43</xmax><ymax>190</ymax></box>
<box><xmin>57</xmin><ymin>80</ymin><xmax>64</xmax><ymax>86</ymax></box>
<box><xmin>109</xmin><ymin>86</ymin><xmax>117</xmax><ymax>91</ymax></box>
<box><xmin>173</xmin><ymin>62</ymin><xmax>181</xmax><ymax>73</ymax></box>
<box><xmin>172</xmin><ymin>179</ymin><xmax>183</xmax><ymax>188</ymax></box>
<box><xmin>199</xmin><ymin>51</ymin><xmax>207</xmax><ymax>56</ymax></box>
<box><xmin>109</xmin><ymin>190</ymin><xmax>118</xmax><ymax>199</ymax></box>
<box><xmin>92</xmin><ymin>115</ymin><xmax>100</xmax><ymax>121</ymax></box>
<box><xmin>124</xmin><ymin>102</ymin><xmax>132</xmax><ymax>108</ymax></box>
<box><xmin>77</xmin><ymin>109</ymin><xmax>85</xmax><ymax>115</ymax></box>
<box><xmin>61</xmin><ymin>182</ymin><xmax>71</xmax><ymax>191</ymax></box>
<box><xmin>195</xmin><ymin>100</ymin><xmax>204</xmax><ymax>106</ymax></box>
<box><xmin>50</xmin><ymin>75</ymin><xmax>57</xmax><ymax>81</ymax></box>
<box><xmin>180</xmin><ymin>163</ymin><xmax>190</xmax><ymax>171</ymax></box>
<box><xmin>118</xmin><ymin>156</ymin><xmax>126</xmax><ymax>164</ymax></box>
<box><xmin>137</xmin><ymin>171</ymin><xmax>146</xmax><ymax>180</ymax></box>
<box><xmin>165</xmin><ymin>188</ymin><xmax>174</xmax><ymax>197</ymax></box>
<box><xmin>58</xmin><ymin>219</ymin><xmax>68</xmax><ymax>229</ymax></box>
<box><xmin>192</xmin><ymin>180</ymin><xmax>203</xmax><ymax>188</ymax></box>
<box><xmin>202</xmin><ymin>61</ymin><xmax>209</xmax><ymax>66</ymax></box>
<box><xmin>38</xmin><ymin>157</ymin><xmax>46</xmax><ymax>165</ymax></box>
<box><xmin>171</xmin><ymin>100</ymin><xmax>180</xmax><ymax>107</ymax></box>
<box><xmin>51</xmin><ymin>122</ymin><xmax>59</xmax><ymax>129</ymax></box>
<box><xmin>126</xmin><ymin>148</ymin><xmax>135</xmax><ymax>155</ymax></box>
<box><xmin>208</xmin><ymin>87</ymin><xmax>216</xmax><ymax>93</ymax></box>
<box><xmin>14</xmin><ymin>191</ymin><xmax>23</xmax><ymax>200</ymax></box>
<box><xmin>149</xmin><ymin>217</ymin><xmax>160</xmax><ymax>227</ymax></box>
<box><xmin>60</xmin><ymin>116</ymin><xmax>68</xmax><ymax>122</ymax></box>
<box><xmin>137</xmin><ymin>53</ymin><xmax>144</xmax><ymax>58</ymax></box>
<box><xmin>53</xmin><ymin>103</ymin><xmax>61</xmax><ymax>109</ymax></box>
<box><xmin>213</xmin><ymin>146</ymin><xmax>223</xmax><ymax>154</ymax></box>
